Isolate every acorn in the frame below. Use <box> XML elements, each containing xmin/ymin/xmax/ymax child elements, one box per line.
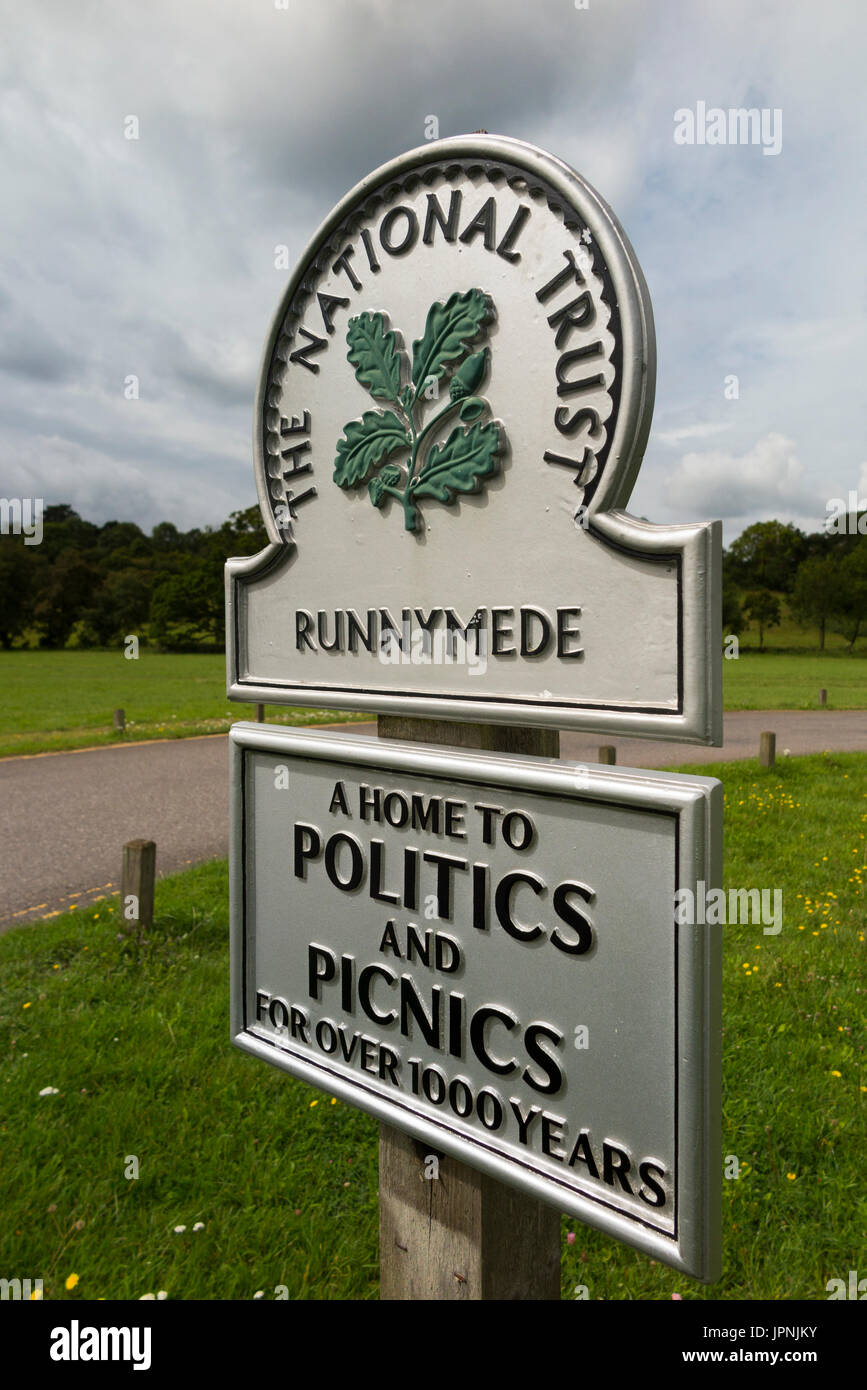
<box><xmin>450</xmin><ymin>348</ymin><xmax>487</xmax><ymax>401</ymax></box>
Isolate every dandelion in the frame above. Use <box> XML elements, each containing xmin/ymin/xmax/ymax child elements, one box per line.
<box><xmin>23</xmin><ymin>1002</ymin><xmax>31</xmax><ymax>1009</ymax></box>
<box><xmin>65</xmin><ymin>1273</ymin><xmax>79</xmax><ymax>1291</ymax></box>
<box><xmin>309</xmin><ymin>1100</ymin><xmax>318</xmax><ymax>1108</ymax></box>
<box><xmin>331</xmin><ymin>1098</ymin><xmax>337</xmax><ymax>1105</ymax></box>
<box><xmin>786</xmin><ymin>1173</ymin><xmax>796</xmax><ymax>1181</ymax></box>
<box><xmin>30</xmin><ymin>1287</ymin><xmax>43</xmax><ymax>1300</ymax></box>
<box><xmin>831</xmin><ymin>1070</ymin><xmax>842</xmax><ymax>1078</ymax></box>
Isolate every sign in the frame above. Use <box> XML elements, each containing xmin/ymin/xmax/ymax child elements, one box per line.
<box><xmin>229</xmin><ymin>723</ymin><xmax>722</xmax><ymax>1281</ymax></box>
<box><xmin>226</xmin><ymin>134</ymin><xmax>722</xmax><ymax>744</ymax></box>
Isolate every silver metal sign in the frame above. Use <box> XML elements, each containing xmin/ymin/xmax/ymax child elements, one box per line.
<box><xmin>226</xmin><ymin>134</ymin><xmax>722</xmax><ymax>744</ymax></box>
<box><xmin>230</xmin><ymin>723</ymin><xmax>722</xmax><ymax>1281</ymax></box>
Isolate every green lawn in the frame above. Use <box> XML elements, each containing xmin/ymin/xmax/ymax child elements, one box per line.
<box><xmin>1</xmin><ymin>753</ymin><xmax>863</xmax><ymax>1300</ymax></box>
<box><xmin>723</xmin><ymin>651</ymin><xmax>867</xmax><ymax>709</ymax></box>
<box><xmin>0</xmin><ymin>647</ymin><xmax>865</xmax><ymax>759</ymax></box>
<box><xmin>0</xmin><ymin>651</ymin><xmax>366</xmax><ymax>757</ymax></box>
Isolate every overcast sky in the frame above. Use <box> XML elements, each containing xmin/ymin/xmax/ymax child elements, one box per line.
<box><xmin>1</xmin><ymin>0</ymin><xmax>864</xmax><ymax>544</ymax></box>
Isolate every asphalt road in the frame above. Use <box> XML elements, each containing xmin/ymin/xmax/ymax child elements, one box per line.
<box><xmin>2</xmin><ymin>710</ymin><xmax>865</xmax><ymax>931</ymax></box>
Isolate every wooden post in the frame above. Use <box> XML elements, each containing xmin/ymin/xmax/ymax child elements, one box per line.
<box><xmin>256</xmin><ymin>703</ymin><xmax>265</xmax><ymax>723</ymax></box>
<box><xmin>819</xmin><ymin>689</ymin><xmax>827</xmax><ymax>708</ymax></box>
<box><xmin>377</xmin><ymin>714</ymin><xmax>561</xmax><ymax>1300</ymax></box>
<box><xmin>759</xmin><ymin>731</ymin><xmax>776</xmax><ymax>769</ymax></box>
<box><xmin>597</xmin><ymin>744</ymin><xmax>616</xmax><ymax>764</ymax></box>
<box><xmin>121</xmin><ymin>839</ymin><xmax>156</xmax><ymax>934</ymax></box>
<box><xmin>113</xmin><ymin>708</ymin><xmax>125</xmax><ymax>732</ymax></box>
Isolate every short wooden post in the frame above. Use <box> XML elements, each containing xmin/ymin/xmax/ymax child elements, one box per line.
<box><xmin>597</xmin><ymin>745</ymin><xmax>616</xmax><ymax>764</ymax></box>
<box><xmin>377</xmin><ymin>714</ymin><xmax>561</xmax><ymax>1301</ymax></box>
<box><xmin>759</xmin><ymin>731</ymin><xmax>776</xmax><ymax>769</ymax></box>
<box><xmin>113</xmin><ymin>708</ymin><xmax>126</xmax><ymax>732</ymax></box>
<box><xmin>256</xmin><ymin>703</ymin><xmax>265</xmax><ymax>723</ymax></box>
<box><xmin>819</xmin><ymin>689</ymin><xmax>827</xmax><ymax>708</ymax></box>
<box><xmin>121</xmin><ymin>839</ymin><xmax>156</xmax><ymax>934</ymax></box>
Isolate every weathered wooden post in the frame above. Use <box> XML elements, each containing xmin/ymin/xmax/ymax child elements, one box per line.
<box><xmin>377</xmin><ymin>715</ymin><xmax>560</xmax><ymax>1299</ymax></box>
<box><xmin>121</xmin><ymin>839</ymin><xmax>155</xmax><ymax>934</ymax></box>
<box><xmin>113</xmin><ymin>708</ymin><xmax>125</xmax><ymax>732</ymax></box>
<box><xmin>819</xmin><ymin>688</ymin><xmax>827</xmax><ymax>707</ymax></box>
<box><xmin>760</xmin><ymin>730</ymin><xmax>776</xmax><ymax>768</ymax></box>
<box><xmin>597</xmin><ymin>744</ymin><xmax>616</xmax><ymax>764</ymax></box>
<box><xmin>225</xmin><ymin>134</ymin><xmax>724</xmax><ymax>1293</ymax></box>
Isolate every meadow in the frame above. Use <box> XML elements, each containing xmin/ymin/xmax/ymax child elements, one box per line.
<box><xmin>0</xmin><ymin>641</ymin><xmax>864</xmax><ymax>759</ymax></box>
<box><xmin>0</xmin><ymin>651</ymin><xmax>366</xmax><ymax>757</ymax></box>
<box><xmin>1</xmin><ymin>752</ymin><xmax>863</xmax><ymax>1300</ymax></box>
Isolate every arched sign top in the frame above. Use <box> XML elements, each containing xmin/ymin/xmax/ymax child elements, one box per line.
<box><xmin>254</xmin><ymin>134</ymin><xmax>656</xmax><ymax>546</ymax></box>
<box><xmin>228</xmin><ymin>135</ymin><xmax>720</xmax><ymax>745</ymax></box>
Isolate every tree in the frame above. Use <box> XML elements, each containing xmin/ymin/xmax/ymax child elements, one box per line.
<box><xmin>0</xmin><ymin>538</ymin><xmax>40</xmax><ymax>647</ymax></box>
<box><xmin>150</xmin><ymin>561</ymin><xmax>224</xmax><ymax>649</ymax></box>
<box><xmin>725</xmin><ymin>521</ymin><xmax>808</xmax><ymax>593</ymax></box>
<box><xmin>791</xmin><ymin>552</ymin><xmax>846</xmax><ymax>650</ymax></box>
<box><xmin>742</xmin><ymin>589</ymin><xmax>781</xmax><ymax>649</ymax></box>
<box><xmin>722</xmin><ymin>584</ymin><xmax>744</xmax><ymax>637</ymax></box>
<box><xmin>32</xmin><ymin>549</ymin><xmax>97</xmax><ymax>647</ymax></box>
<box><xmin>828</xmin><ymin>545</ymin><xmax>867</xmax><ymax>651</ymax></box>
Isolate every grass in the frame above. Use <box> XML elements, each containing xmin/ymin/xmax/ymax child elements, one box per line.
<box><xmin>0</xmin><ymin>753</ymin><xmax>864</xmax><ymax>1300</ymax></box>
<box><xmin>0</xmin><ymin>644</ymin><xmax>865</xmax><ymax>760</ymax></box>
<box><xmin>723</xmin><ymin>651</ymin><xmax>867</xmax><ymax>710</ymax></box>
<box><xmin>0</xmin><ymin>651</ymin><xmax>367</xmax><ymax>757</ymax></box>
<box><xmin>735</xmin><ymin>606</ymin><xmax>867</xmax><ymax>655</ymax></box>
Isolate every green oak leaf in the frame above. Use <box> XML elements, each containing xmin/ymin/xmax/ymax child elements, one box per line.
<box><xmin>346</xmin><ymin>312</ymin><xmax>404</xmax><ymax>401</ymax></box>
<box><xmin>369</xmin><ymin>464</ymin><xmax>402</xmax><ymax>507</ymax></box>
<box><xmin>409</xmin><ymin>420</ymin><xmax>501</xmax><ymax>503</ymax></box>
<box><xmin>334</xmin><ymin>411</ymin><xmax>409</xmax><ymax>488</ymax></box>
<box><xmin>411</xmin><ymin>289</ymin><xmax>490</xmax><ymax>393</ymax></box>
<box><xmin>459</xmin><ymin>396</ymin><xmax>485</xmax><ymax>423</ymax></box>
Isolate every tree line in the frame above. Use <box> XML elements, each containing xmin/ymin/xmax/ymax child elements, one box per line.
<box><xmin>0</xmin><ymin>506</ymin><xmax>865</xmax><ymax>652</ymax></box>
<box><xmin>0</xmin><ymin>503</ymin><xmax>267</xmax><ymax>650</ymax></box>
<box><xmin>723</xmin><ymin>516</ymin><xmax>867</xmax><ymax>650</ymax></box>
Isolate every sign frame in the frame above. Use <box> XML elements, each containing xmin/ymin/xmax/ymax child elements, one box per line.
<box><xmin>229</xmin><ymin>722</ymin><xmax>722</xmax><ymax>1281</ymax></box>
<box><xmin>225</xmin><ymin>134</ymin><xmax>722</xmax><ymax>746</ymax></box>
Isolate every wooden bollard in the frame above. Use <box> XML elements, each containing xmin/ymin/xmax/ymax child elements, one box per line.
<box><xmin>113</xmin><ymin>708</ymin><xmax>126</xmax><ymax>732</ymax></box>
<box><xmin>377</xmin><ymin>715</ymin><xmax>561</xmax><ymax>1301</ymax></box>
<box><xmin>256</xmin><ymin>703</ymin><xmax>265</xmax><ymax>723</ymax></box>
<box><xmin>598</xmin><ymin>745</ymin><xmax>616</xmax><ymax>764</ymax></box>
<box><xmin>759</xmin><ymin>731</ymin><xmax>776</xmax><ymax>769</ymax></box>
<box><xmin>819</xmin><ymin>689</ymin><xmax>827</xmax><ymax>708</ymax></box>
<box><xmin>121</xmin><ymin>839</ymin><xmax>156</xmax><ymax>934</ymax></box>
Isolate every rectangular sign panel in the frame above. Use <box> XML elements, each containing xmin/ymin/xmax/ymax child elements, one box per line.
<box><xmin>230</xmin><ymin>723</ymin><xmax>722</xmax><ymax>1280</ymax></box>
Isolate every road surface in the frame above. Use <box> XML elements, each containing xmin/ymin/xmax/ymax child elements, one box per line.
<box><xmin>1</xmin><ymin>711</ymin><xmax>865</xmax><ymax>931</ymax></box>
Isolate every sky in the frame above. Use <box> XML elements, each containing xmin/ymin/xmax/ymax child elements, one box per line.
<box><xmin>1</xmin><ymin>0</ymin><xmax>864</xmax><ymax>544</ymax></box>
